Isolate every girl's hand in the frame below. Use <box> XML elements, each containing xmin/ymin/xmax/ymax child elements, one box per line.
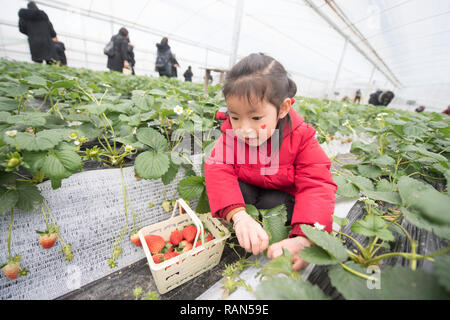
<box><xmin>232</xmin><ymin>211</ymin><xmax>269</xmax><ymax>255</ymax></box>
<box><xmin>267</xmin><ymin>236</ymin><xmax>312</xmax><ymax>271</ymax></box>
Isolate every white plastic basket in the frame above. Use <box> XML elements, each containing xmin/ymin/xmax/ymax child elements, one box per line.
<box><xmin>138</xmin><ymin>199</ymin><xmax>231</xmax><ymax>294</ymax></box>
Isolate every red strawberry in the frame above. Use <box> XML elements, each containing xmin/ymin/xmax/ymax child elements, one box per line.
<box><xmin>38</xmin><ymin>232</ymin><xmax>57</xmax><ymax>249</ymax></box>
<box><xmin>144</xmin><ymin>234</ymin><xmax>165</xmax><ymax>254</ymax></box>
<box><xmin>152</xmin><ymin>253</ymin><xmax>164</xmax><ymax>264</ymax></box>
<box><xmin>195</xmin><ymin>240</ymin><xmax>202</xmax><ymax>247</ymax></box>
<box><xmin>182</xmin><ymin>225</ymin><xmax>197</xmax><ymax>242</ymax></box>
<box><xmin>163</xmin><ymin>251</ymin><xmax>179</xmax><ymax>261</ymax></box>
<box><xmin>179</xmin><ymin>240</ymin><xmax>193</xmax><ymax>253</ymax></box>
<box><xmin>130</xmin><ymin>233</ymin><xmax>142</xmax><ymax>247</ymax></box>
<box><xmin>2</xmin><ymin>261</ymin><xmax>20</xmax><ymax>279</ymax></box>
<box><xmin>170</xmin><ymin>230</ymin><xmax>183</xmax><ymax>246</ymax></box>
<box><xmin>206</xmin><ymin>233</ymin><xmax>213</xmax><ymax>242</ymax></box>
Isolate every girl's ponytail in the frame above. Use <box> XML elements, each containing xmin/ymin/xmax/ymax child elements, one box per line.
<box><xmin>287</xmin><ymin>78</ymin><xmax>297</xmax><ymax>99</ymax></box>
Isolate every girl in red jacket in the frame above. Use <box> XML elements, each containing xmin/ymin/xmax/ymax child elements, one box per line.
<box><xmin>204</xmin><ymin>53</ymin><xmax>337</xmax><ymax>270</ymax></box>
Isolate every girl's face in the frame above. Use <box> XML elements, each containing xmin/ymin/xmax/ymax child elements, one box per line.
<box><xmin>226</xmin><ymin>95</ymin><xmax>291</xmax><ymax>147</ymax></box>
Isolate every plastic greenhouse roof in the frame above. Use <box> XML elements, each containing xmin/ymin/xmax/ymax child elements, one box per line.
<box><xmin>1</xmin><ymin>0</ymin><xmax>449</xmax><ymax>112</ymax></box>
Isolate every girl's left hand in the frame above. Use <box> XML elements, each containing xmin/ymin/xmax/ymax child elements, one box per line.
<box><xmin>267</xmin><ymin>236</ymin><xmax>312</xmax><ymax>271</ymax></box>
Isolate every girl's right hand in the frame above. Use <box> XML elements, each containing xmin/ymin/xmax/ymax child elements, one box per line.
<box><xmin>232</xmin><ymin>210</ymin><xmax>269</xmax><ymax>255</ymax></box>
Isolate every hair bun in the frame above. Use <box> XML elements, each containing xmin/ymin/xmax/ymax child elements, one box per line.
<box><xmin>287</xmin><ymin>78</ymin><xmax>297</xmax><ymax>98</ymax></box>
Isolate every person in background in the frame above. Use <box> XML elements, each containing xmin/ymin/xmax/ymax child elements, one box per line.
<box><xmin>107</xmin><ymin>27</ymin><xmax>131</xmax><ymax>73</ymax></box>
<box><xmin>18</xmin><ymin>1</ymin><xmax>57</xmax><ymax>64</ymax></box>
<box><xmin>155</xmin><ymin>37</ymin><xmax>173</xmax><ymax>77</ymax></box>
<box><xmin>415</xmin><ymin>105</ymin><xmax>425</xmax><ymax>113</ymax></box>
<box><xmin>52</xmin><ymin>37</ymin><xmax>67</xmax><ymax>66</ymax></box>
<box><xmin>204</xmin><ymin>53</ymin><xmax>337</xmax><ymax>271</ymax></box>
<box><xmin>170</xmin><ymin>53</ymin><xmax>179</xmax><ymax>78</ymax></box>
<box><xmin>442</xmin><ymin>106</ymin><xmax>450</xmax><ymax>115</ymax></box>
<box><xmin>353</xmin><ymin>89</ymin><xmax>361</xmax><ymax>104</ymax></box>
<box><xmin>183</xmin><ymin>66</ymin><xmax>193</xmax><ymax>82</ymax></box>
<box><xmin>127</xmin><ymin>39</ymin><xmax>136</xmax><ymax>75</ymax></box>
<box><xmin>368</xmin><ymin>90</ymin><xmax>395</xmax><ymax>107</ymax></box>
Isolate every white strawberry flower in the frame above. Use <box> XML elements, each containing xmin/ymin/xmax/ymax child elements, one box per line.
<box><xmin>342</xmin><ymin>120</ymin><xmax>350</xmax><ymax>126</ymax></box>
<box><xmin>125</xmin><ymin>145</ymin><xmax>134</xmax><ymax>152</ymax></box>
<box><xmin>5</xmin><ymin>130</ymin><xmax>17</xmax><ymax>137</ymax></box>
<box><xmin>69</xmin><ymin>132</ymin><xmax>78</xmax><ymax>140</ymax></box>
<box><xmin>132</xmin><ymin>127</ymin><xmax>137</xmax><ymax>135</ymax></box>
<box><xmin>76</xmin><ymin>109</ymin><xmax>81</xmax><ymax>113</ymax></box>
<box><xmin>74</xmin><ymin>140</ymin><xmax>80</xmax><ymax>146</ymax></box>
<box><xmin>174</xmin><ymin>105</ymin><xmax>184</xmax><ymax>115</ymax></box>
<box><xmin>186</xmin><ymin>108</ymin><xmax>193</xmax><ymax>116</ymax></box>
<box><xmin>314</xmin><ymin>222</ymin><xmax>325</xmax><ymax>231</ymax></box>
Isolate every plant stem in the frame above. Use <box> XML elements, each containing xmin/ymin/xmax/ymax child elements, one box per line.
<box><xmin>334</xmin><ymin>230</ymin><xmax>369</xmax><ymax>260</ymax></box>
<box><xmin>7</xmin><ymin>209</ymin><xmax>13</xmax><ymax>259</ymax></box>
<box><xmin>340</xmin><ymin>262</ymin><xmax>377</xmax><ymax>281</ymax></box>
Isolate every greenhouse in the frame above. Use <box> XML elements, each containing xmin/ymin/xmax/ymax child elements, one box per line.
<box><xmin>0</xmin><ymin>0</ymin><xmax>449</xmax><ymax>303</ymax></box>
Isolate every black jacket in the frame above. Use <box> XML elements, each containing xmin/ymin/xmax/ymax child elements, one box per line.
<box><xmin>183</xmin><ymin>68</ymin><xmax>193</xmax><ymax>81</ymax></box>
<box><xmin>107</xmin><ymin>34</ymin><xmax>129</xmax><ymax>72</ymax></box>
<box><xmin>53</xmin><ymin>41</ymin><xmax>67</xmax><ymax>65</ymax></box>
<box><xmin>369</xmin><ymin>90</ymin><xmax>395</xmax><ymax>107</ymax></box>
<box><xmin>18</xmin><ymin>8</ymin><xmax>57</xmax><ymax>62</ymax></box>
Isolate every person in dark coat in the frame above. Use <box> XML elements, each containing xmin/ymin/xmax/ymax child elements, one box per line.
<box><xmin>415</xmin><ymin>105</ymin><xmax>425</xmax><ymax>113</ymax></box>
<box><xmin>170</xmin><ymin>53</ymin><xmax>179</xmax><ymax>78</ymax></box>
<box><xmin>353</xmin><ymin>89</ymin><xmax>361</xmax><ymax>104</ymax></box>
<box><xmin>442</xmin><ymin>106</ymin><xmax>450</xmax><ymax>115</ymax></box>
<box><xmin>52</xmin><ymin>37</ymin><xmax>67</xmax><ymax>65</ymax></box>
<box><xmin>107</xmin><ymin>27</ymin><xmax>131</xmax><ymax>73</ymax></box>
<box><xmin>368</xmin><ymin>90</ymin><xmax>395</xmax><ymax>107</ymax></box>
<box><xmin>155</xmin><ymin>37</ymin><xmax>173</xmax><ymax>77</ymax></box>
<box><xmin>183</xmin><ymin>66</ymin><xmax>193</xmax><ymax>82</ymax></box>
<box><xmin>127</xmin><ymin>40</ymin><xmax>136</xmax><ymax>75</ymax></box>
<box><xmin>18</xmin><ymin>1</ymin><xmax>57</xmax><ymax>64</ymax></box>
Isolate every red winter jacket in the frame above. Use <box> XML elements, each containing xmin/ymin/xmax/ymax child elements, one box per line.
<box><xmin>204</xmin><ymin>108</ymin><xmax>337</xmax><ymax>238</ymax></box>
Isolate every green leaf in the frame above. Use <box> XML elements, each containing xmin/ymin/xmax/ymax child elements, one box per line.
<box><xmin>3</xmin><ymin>130</ymin><xmax>64</xmax><ymax>151</ymax></box>
<box><xmin>357</xmin><ymin>164</ymin><xmax>382</xmax><ymax>179</ymax></box>
<box><xmin>398</xmin><ymin>176</ymin><xmax>450</xmax><ymax>225</ymax></box>
<box><xmin>196</xmin><ymin>189</ymin><xmax>211</xmax><ymax>214</ymax></box>
<box><xmin>333</xmin><ymin>215</ymin><xmax>349</xmax><ymax>227</ymax></box>
<box><xmin>0</xmin><ymin>187</ymin><xmax>19</xmax><ymax>214</ymax></box>
<box><xmin>51</xmin><ymin>79</ymin><xmax>76</xmax><ymax>89</ymax></box>
<box><xmin>260</xmin><ymin>205</ymin><xmax>288</xmax><ymax>245</ymax></box>
<box><xmin>134</xmin><ymin>151</ymin><xmax>170</xmax><ymax>180</ymax></box>
<box><xmin>298</xmin><ymin>245</ymin><xmax>339</xmax><ymax>265</ymax></box>
<box><xmin>177</xmin><ymin>176</ymin><xmax>205</xmax><ymax>200</ymax></box>
<box><xmin>83</xmin><ymin>103</ymin><xmax>107</xmax><ymax>115</ymax></box>
<box><xmin>333</xmin><ymin>175</ymin><xmax>359</xmax><ymax>198</ymax></box>
<box><xmin>370</xmin><ymin>154</ymin><xmax>395</xmax><ymax>167</ymax></box>
<box><xmin>24</xmin><ymin>75</ymin><xmax>47</xmax><ymax>87</ymax></box>
<box><xmin>42</xmin><ymin>149</ymin><xmax>82</xmax><ymax>181</ymax></box>
<box><xmin>301</xmin><ymin>225</ymin><xmax>348</xmax><ymax>261</ymax></box>
<box><xmin>7</xmin><ymin>113</ymin><xmax>47</xmax><ymax>127</ymax></box>
<box><xmin>258</xmin><ymin>249</ymin><xmax>295</xmax><ymax>278</ymax></box>
<box><xmin>346</xmin><ymin>175</ymin><xmax>375</xmax><ymax>192</ymax></box>
<box><xmin>136</xmin><ymin>127</ymin><xmax>168</xmax><ymax>152</ymax></box>
<box><xmin>160</xmin><ymin>160</ymin><xmax>179</xmax><ymax>185</ymax></box>
<box><xmin>254</xmin><ymin>277</ymin><xmax>329</xmax><ymax>300</ymax></box>
<box><xmin>380</xmin><ymin>266</ymin><xmax>450</xmax><ymax>300</ymax></box>
<box><xmin>15</xmin><ymin>182</ymin><xmax>43</xmax><ymax>212</ymax></box>
<box><xmin>360</xmin><ymin>190</ymin><xmax>401</xmax><ymax>205</ymax></box>
<box><xmin>351</xmin><ymin>215</ymin><xmax>395</xmax><ymax>241</ymax></box>
<box><xmin>328</xmin><ymin>262</ymin><xmax>382</xmax><ymax>300</ymax></box>
<box><xmin>0</xmin><ymin>97</ymin><xmax>18</xmax><ymax>111</ymax></box>
<box><xmin>434</xmin><ymin>255</ymin><xmax>450</xmax><ymax>292</ymax></box>
<box><xmin>403</xmin><ymin>123</ymin><xmax>427</xmax><ymax>137</ymax></box>
<box><xmin>376</xmin><ymin>179</ymin><xmax>396</xmax><ymax>192</ymax></box>
<box><xmin>245</xmin><ymin>204</ymin><xmax>260</xmax><ymax>220</ymax></box>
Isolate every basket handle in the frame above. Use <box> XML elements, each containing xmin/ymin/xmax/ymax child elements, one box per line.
<box><xmin>171</xmin><ymin>199</ymin><xmax>205</xmax><ymax>246</ymax></box>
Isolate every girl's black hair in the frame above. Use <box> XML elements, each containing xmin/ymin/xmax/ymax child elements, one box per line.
<box><xmin>223</xmin><ymin>53</ymin><xmax>297</xmax><ymax>149</ymax></box>
<box><xmin>27</xmin><ymin>1</ymin><xmax>39</xmax><ymax>10</ymax></box>
<box><xmin>119</xmin><ymin>27</ymin><xmax>129</xmax><ymax>37</ymax></box>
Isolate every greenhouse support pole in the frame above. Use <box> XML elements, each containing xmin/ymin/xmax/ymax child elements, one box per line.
<box><xmin>365</xmin><ymin>66</ymin><xmax>376</xmax><ymax>102</ymax></box>
<box><xmin>330</xmin><ymin>38</ymin><xmax>348</xmax><ymax>98</ymax></box>
<box><xmin>229</xmin><ymin>0</ymin><xmax>244</xmax><ymax>68</ymax></box>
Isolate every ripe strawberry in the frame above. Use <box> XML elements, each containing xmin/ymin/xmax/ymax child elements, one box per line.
<box><xmin>163</xmin><ymin>251</ymin><xmax>179</xmax><ymax>261</ymax></box>
<box><xmin>206</xmin><ymin>233</ymin><xmax>213</xmax><ymax>242</ymax></box>
<box><xmin>182</xmin><ymin>225</ymin><xmax>197</xmax><ymax>242</ymax></box>
<box><xmin>170</xmin><ymin>229</ymin><xmax>183</xmax><ymax>246</ymax></box>
<box><xmin>130</xmin><ymin>233</ymin><xmax>142</xmax><ymax>247</ymax></box>
<box><xmin>179</xmin><ymin>240</ymin><xmax>193</xmax><ymax>253</ymax></box>
<box><xmin>180</xmin><ymin>199</ymin><xmax>190</xmax><ymax>214</ymax></box>
<box><xmin>152</xmin><ymin>253</ymin><xmax>164</xmax><ymax>264</ymax></box>
<box><xmin>2</xmin><ymin>261</ymin><xmax>20</xmax><ymax>279</ymax></box>
<box><xmin>144</xmin><ymin>234</ymin><xmax>165</xmax><ymax>254</ymax></box>
<box><xmin>37</xmin><ymin>232</ymin><xmax>57</xmax><ymax>249</ymax></box>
